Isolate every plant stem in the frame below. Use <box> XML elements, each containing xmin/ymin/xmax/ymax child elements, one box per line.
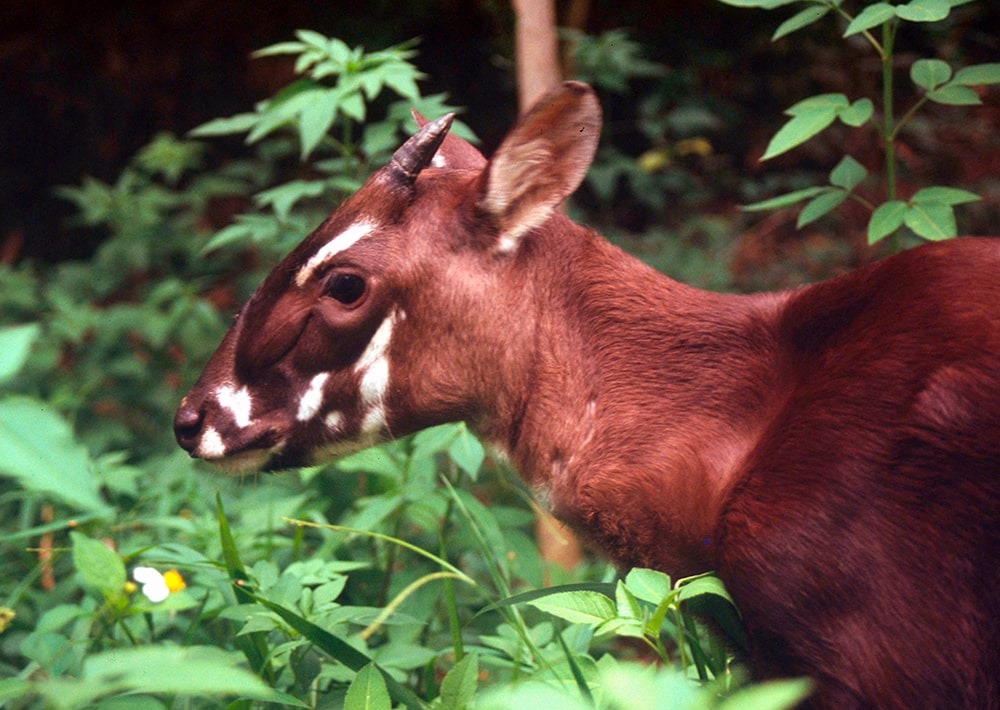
<box><xmin>881</xmin><ymin>20</ymin><xmax>899</xmax><ymax>251</ymax></box>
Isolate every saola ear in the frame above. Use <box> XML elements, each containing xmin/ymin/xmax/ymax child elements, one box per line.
<box><xmin>480</xmin><ymin>81</ymin><xmax>601</xmax><ymax>253</ymax></box>
<box><xmin>411</xmin><ymin>110</ymin><xmax>487</xmax><ymax>171</ymax></box>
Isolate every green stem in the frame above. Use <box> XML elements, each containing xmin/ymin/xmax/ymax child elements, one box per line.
<box><xmin>881</xmin><ymin>20</ymin><xmax>900</xmax><ymax>251</ymax></box>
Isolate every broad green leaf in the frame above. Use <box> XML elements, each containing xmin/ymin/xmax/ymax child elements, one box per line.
<box><xmin>927</xmin><ymin>84</ymin><xmax>982</xmax><ymax>105</ymax></box>
<box><xmin>895</xmin><ymin>0</ymin><xmax>950</xmax><ymax>22</ymax></box>
<box><xmin>615</xmin><ymin>580</ymin><xmax>643</xmax><ymax>620</ymax></box>
<box><xmin>339</xmin><ymin>90</ymin><xmax>367</xmax><ymax>124</ymax></box>
<box><xmin>837</xmin><ymin>98</ymin><xmax>873</xmax><ymax>127</ymax></box>
<box><xmin>797</xmin><ymin>190</ymin><xmax>848</xmax><ymax>228</ymax></box>
<box><xmin>719</xmin><ymin>678</ymin><xmax>813</xmax><ymax>710</ymax></box>
<box><xmin>742</xmin><ymin>186</ymin><xmax>828</xmax><ymax>211</ymax></box>
<box><xmin>0</xmin><ymin>396</ymin><xmax>105</xmax><ymax>512</ymax></box>
<box><xmin>0</xmin><ymin>323</ymin><xmax>39</xmax><ymax>383</ymax></box>
<box><xmin>449</xmin><ymin>424</ymin><xmax>485</xmax><ymax>480</ymax></box>
<box><xmin>255</xmin><ymin>180</ymin><xmax>326</xmax><ymax>221</ymax></box>
<box><xmin>910</xmin><ymin>59</ymin><xmax>953</xmax><ymax>90</ymax></box>
<box><xmin>252</xmin><ymin>41</ymin><xmax>307</xmax><ymax>58</ymax></box>
<box><xmin>624</xmin><ymin>568</ymin><xmax>672</xmax><ymax>604</ymax></box>
<box><xmin>438</xmin><ymin>653</ymin><xmax>479</xmax><ymax>710</ymax></box>
<box><xmin>298</xmin><ymin>90</ymin><xmax>339</xmax><ymax>159</ymax></box>
<box><xmin>71</xmin><ymin>532</ymin><xmax>126</xmax><ymax>600</ymax></box>
<box><xmin>953</xmin><ymin>63</ymin><xmax>1000</xmax><ymax>86</ymax></box>
<box><xmin>188</xmin><ymin>112</ymin><xmax>258</xmax><ymax>138</ymax></box>
<box><xmin>772</xmin><ymin>5</ymin><xmax>829</xmax><ymax>41</ymax></box>
<box><xmin>904</xmin><ymin>202</ymin><xmax>957</xmax><ymax>240</ymax></box>
<box><xmin>843</xmin><ymin>3</ymin><xmax>896</xmax><ymax>37</ymax></box>
<box><xmin>784</xmin><ymin>93</ymin><xmax>849</xmax><ymax>116</ymax></box>
<box><xmin>344</xmin><ymin>664</ymin><xmax>391</xmax><ymax>710</ymax></box>
<box><xmin>868</xmin><ymin>200</ymin><xmax>907</xmax><ymax>244</ymax></box>
<box><xmin>762</xmin><ymin>108</ymin><xmax>838</xmax><ymax>160</ymax></box>
<box><xmin>527</xmin><ymin>590</ymin><xmax>617</xmax><ymax>625</ymax></box>
<box><xmin>829</xmin><ymin>155</ymin><xmax>867</xmax><ymax>190</ymax></box>
<box><xmin>911</xmin><ymin>186</ymin><xmax>980</xmax><ymax>206</ymax></box>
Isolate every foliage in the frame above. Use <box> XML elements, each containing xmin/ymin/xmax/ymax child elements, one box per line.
<box><xmin>0</xmin><ymin>30</ymin><xmax>815</xmax><ymax>708</ymax></box>
<box><xmin>723</xmin><ymin>0</ymin><xmax>1000</xmax><ymax>247</ymax></box>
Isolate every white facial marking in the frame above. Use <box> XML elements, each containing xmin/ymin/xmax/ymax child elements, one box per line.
<box><xmin>324</xmin><ymin>410</ymin><xmax>345</xmax><ymax>431</ymax></box>
<box><xmin>360</xmin><ymin>403</ymin><xmax>386</xmax><ymax>434</ymax></box>
<box><xmin>216</xmin><ymin>384</ymin><xmax>253</xmax><ymax>428</ymax></box>
<box><xmin>297</xmin><ymin>372</ymin><xmax>330</xmax><ymax>422</ymax></box>
<box><xmin>199</xmin><ymin>426</ymin><xmax>226</xmax><ymax>459</ymax></box>
<box><xmin>353</xmin><ymin>310</ymin><xmax>401</xmax><ymax>432</ymax></box>
<box><xmin>295</xmin><ymin>220</ymin><xmax>376</xmax><ymax>287</ymax></box>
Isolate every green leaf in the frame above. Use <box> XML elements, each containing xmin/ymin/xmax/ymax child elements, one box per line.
<box><xmin>615</xmin><ymin>580</ymin><xmax>644</xmax><ymax>620</ymax></box>
<box><xmin>953</xmin><ymin>63</ymin><xmax>1000</xmax><ymax>86</ymax></box>
<box><xmin>527</xmin><ymin>590</ymin><xmax>617</xmax><ymax>625</ymax></box>
<box><xmin>187</xmin><ymin>112</ymin><xmax>258</xmax><ymax>138</ymax></box>
<box><xmin>904</xmin><ymin>202</ymin><xmax>957</xmax><ymax>240</ymax></box>
<box><xmin>843</xmin><ymin>3</ymin><xmax>896</xmax><ymax>37</ymax></box>
<box><xmin>762</xmin><ymin>107</ymin><xmax>838</xmax><ymax>160</ymax></box>
<box><xmin>255</xmin><ymin>180</ymin><xmax>326</xmax><ymax>221</ymax></box>
<box><xmin>298</xmin><ymin>90</ymin><xmax>339</xmax><ymax>159</ymax></box>
<box><xmin>0</xmin><ymin>323</ymin><xmax>39</xmax><ymax>383</ymax></box>
<box><xmin>742</xmin><ymin>186</ymin><xmax>829</xmax><ymax>211</ymax></box>
<box><xmin>344</xmin><ymin>664</ymin><xmax>391</xmax><ymax>710</ymax></box>
<box><xmin>0</xmin><ymin>396</ymin><xmax>105</xmax><ymax>512</ymax></box>
<box><xmin>910</xmin><ymin>59</ymin><xmax>953</xmax><ymax>90</ymax></box>
<box><xmin>837</xmin><ymin>98</ymin><xmax>874</xmax><ymax>127</ymax></box>
<box><xmin>797</xmin><ymin>190</ymin><xmax>847</xmax><ymax>228</ymax></box>
<box><xmin>829</xmin><ymin>155</ymin><xmax>867</xmax><ymax>190</ymax></box>
<box><xmin>624</xmin><ymin>568</ymin><xmax>672</xmax><ymax>604</ymax></box>
<box><xmin>868</xmin><ymin>200</ymin><xmax>907</xmax><ymax>244</ymax></box>
<box><xmin>927</xmin><ymin>84</ymin><xmax>982</xmax><ymax>105</ymax></box>
<box><xmin>71</xmin><ymin>532</ymin><xmax>126</xmax><ymax>600</ymax></box>
<box><xmin>449</xmin><ymin>424</ymin><xmax>485</xmax><ymax>480</ymax></box>
<box><xmin>895</xmin><ymin>0</ymin><xmax>950</xmax><ymax>22</ymax></box>
<box><xmin>910</xmin><ymin>186</ymin><xmax>981</xmax><ymax>206</ymax></box>
<box><xmin>772</xmin><ymin>5</ymin><xmax>829</xmax><ymax>40</ymax></box>
<box><xmin>438</xmin><ymin>653</ymin><xmax>479</xmax><ymax>710</ymax></box>
<box><xmin>784</xmin><ymin>93</ymin><xmax>849</xmax><ymax>116</ymax></box>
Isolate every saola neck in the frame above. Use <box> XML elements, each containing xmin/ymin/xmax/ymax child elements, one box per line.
<box><xmin>494</xmin><ymin>216</ymin><xmax>789</xmax><ymax>575</ymax></box>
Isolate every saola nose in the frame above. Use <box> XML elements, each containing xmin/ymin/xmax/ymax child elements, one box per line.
<box><xmin>173</xmin><ymin>401</ymin><xmax>204</xmax><ymax>452</ymax></box>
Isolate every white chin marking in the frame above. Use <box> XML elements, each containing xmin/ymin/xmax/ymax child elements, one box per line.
<box><xmin>198</xmin><ymin>426</ymin><xmax>227</xmax><ymax>458</ymax></box>
<box><xmin>216</xmin><ymin>384</ymin><xmax>253</xmax><ymax>428</ymax></box>
<box><xmin>295</xmin><ymin>220</ymin><xmax>377</xmax><ymax>287</ymax></box>
<box><xmin>297</xmin><ymin>372</ymin><xmax>330</xmax><ymax>422</ymax></box>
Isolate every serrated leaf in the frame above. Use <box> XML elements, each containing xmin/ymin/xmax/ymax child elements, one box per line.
<box><xmin>910</xmin><ymin>186</ymin><xmax>980</xmax><ymax>206</ymax></box>
<box><xmin>295</xmin><ymin>29</ymin><xmax>331</xmax><ymax>50</ymax></box>
<box><xmin>953</xmin><ymin>63</ymin><xmax>1000</xmax><ymax>86</ymax></box>
<box><xmin>0</xmin><ymin>396</ymin><xmax>105</xmax><ymax>512</ymax></box>
<box><xmin>762</xmin><ymin>108</ymin><xmax>838</xmax><ymax>160</ymax></box>
<box><xmin>904</xmin><ymin>201</ymin><xmax>957</xmax><ymax>240</ymax></box>
<box><xmin>527</xmin><ymin>591</ymin><xmax>617</xmax><ymax>625</ymax></box>
<box><xmin>71</xmin><ymin>532</ymin><xmax>126</xmax><ymax>600</ymax></box>
<box><xmin>895</xmin><ymin>0</ymin><xmax>950</xmax><ymax>22</ymax></box>
<box><xmin>797</xmin><ymin>190</ymin><xmax>848</xmax><ymax>228</ymax></box>
<box><xmin>449</xmin><ymin>424</ymin><xmax>485</xmax><ymax>480</ymax></box>
<box><xmin>911</xmin><ymin>59</ymin><xmax>953</xmax><ymax>90</ymax></box>
<box><xmin>868</xmin><ymin>200</ymin><xmax>907</xmax><ymax>244</ymax></box>
<box><xmin>0</xmin><ymin>323</ymin><xmax>39</xmax><ymax>383</ymax></box>
<box><xmin>624</xmin><ymin>568</ymin><xmax>673</xmax><ymax>604</ymax></box>
<box><xmin>615</xmin><ymin>580</ymin><xmax>644</xmax><ymax>619</ymax></box>
<box><xmin>772</xmin><ymin>5</ymin><xmax>829</xmax><ymax>40</ymax></box>
<box><xmin>344</xmin><ymin>663</ymin><xmax>391</xmax><ymax>710</ymax></box>
<box><xmin>844</xmin><ymin>3</ymin><xmax>896</xmax><ymax>37</ymax></box>
<box><xmin>838</xmin><ymin>98</ymin><xmax>874</xmax><ymax>127</ymax></box>
<box><xmin>927</xmin><ymin>84</ymin><xmax>982</xmax><ymax>105</ymax></box>
<box><xmin>188</xmin><ymin>113</ymin><xmax>259</xmax><ymax>138</ymax></box>
<box><xmin>438</xmin><ymin>653</ymin><xmax>479</xmax><ymax>710</ymax></box>
<box><xmin>829</xmin><ymin>155</ymin><xmax>867</xmax><ymax>190</ymax></box>
<box><xmin>339</xmin><ymin>90</ymin><xmax>367</xmax><ymax>124</ymax></box>
<box><xmin>742</xmin><ymin>186</ymin><xmax>829</xmax><ymax>211</ymax></box>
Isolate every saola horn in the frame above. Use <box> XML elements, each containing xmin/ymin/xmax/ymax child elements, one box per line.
<box><xmin>388</xmin><ymin>113</ymin><xmax>454</xmax><ymax>186</ymax></box>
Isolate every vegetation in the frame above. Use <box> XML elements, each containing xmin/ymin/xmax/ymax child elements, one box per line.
<box><xmin>1</xmin><ymin>5</ymin><xmax>994</xmax><ymax>706</ymax></box>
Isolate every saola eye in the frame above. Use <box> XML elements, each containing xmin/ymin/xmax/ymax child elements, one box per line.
<box><xmin>324</xmin><ymin>273</ymin><xmax>367</xmax><ymax>305</ymax></box>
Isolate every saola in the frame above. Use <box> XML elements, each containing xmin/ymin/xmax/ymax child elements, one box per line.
<box><xmin>175</xmin><ymin>82</ymin><xmax>1000</xmax><ymax>708</ymax></box>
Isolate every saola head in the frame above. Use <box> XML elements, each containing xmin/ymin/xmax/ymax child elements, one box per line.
<box><xmin>174</xmin><ymin>81</ymin><xmax>601</xmax><ymax>472</ymax></box>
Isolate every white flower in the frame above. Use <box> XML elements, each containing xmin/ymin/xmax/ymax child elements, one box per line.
<box><xmin>132</xmin><ymin>566</ymin><xmax>186</xmax><ymax>603</ymax></box>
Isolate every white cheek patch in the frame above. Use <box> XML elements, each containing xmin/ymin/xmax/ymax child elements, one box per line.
<box><xmin>198</xmin><ymin>426</ymin><xmax>227</xmax><ymax>459</ymax></box>
<box><xmin>297</xmin><ymin>372</ymin><xmax>330</xmax><ymax>422</ymax></box>
<box><xmin>353</xmin><ymin>309</ymin><xmax>402</xmax><ymax>431</ymax></box>
<box><xmin>324</xmin><ymin>410</ymin><xmax>345</xmax><ymax>431</ymax></box>
<box><xmin>295</xmin><ymin>220</ymin><xmax>377</xmax><ymax>287</ymax></box>
<box><xmin>216</xmin><ymin>384</ymin><xmax>253</xmax><ymax>428</ymax></box>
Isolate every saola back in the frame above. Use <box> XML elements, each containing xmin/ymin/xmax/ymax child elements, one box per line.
<box><xmin>175</xmin><ymin>82</ymin><xmax>1000</xmax><ymax>708</ymax></box>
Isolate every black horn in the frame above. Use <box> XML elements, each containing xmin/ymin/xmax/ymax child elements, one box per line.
<box><xmin>387</xmin><ymin>113</ymin><xmax>454</xmax><ymax>186</ymax></box>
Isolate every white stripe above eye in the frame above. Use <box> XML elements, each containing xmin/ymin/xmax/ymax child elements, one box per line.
<box><xmin>216</xmin><ymin>384</ymin><xmax>253</xmax><ymax>428</ymax></box>
<box><xmin>295</xmin><ymin>219</ymin><xmax>377</xmax><ymax>287</ymax></box>
<box><xmin>297</xmin><ymin>372</ymin><xmax>330</xmax><ymax>422</ymax></box>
